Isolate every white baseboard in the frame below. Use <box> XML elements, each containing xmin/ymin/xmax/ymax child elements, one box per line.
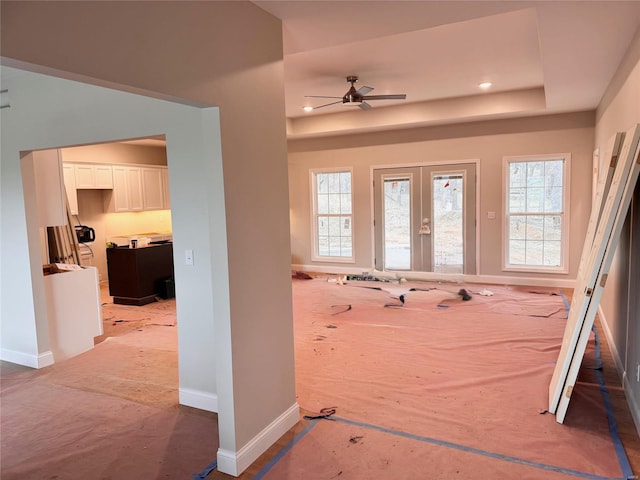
<box><xmin>217</xmin><ymin>402</ymin><xmax>300</xmax><ymax>476</ymax></box>
<box><xmin>0</xmin><ymin>348</ymin><xmax>54</xmax><ymax>369</ymax></box>
<box><xmin>597</xmin><ymin>305</ymin><xmax>640</xmax><ymax>438</ymax></box>
<box><xmin>291</xmin><ymin>264</ymin><xmax>576</xmax><ymax>289</ymax></box>
<box><xmin>179</xmin><ymin>387</ymin><xmax>218</xmax><ymax>413</ymax></box>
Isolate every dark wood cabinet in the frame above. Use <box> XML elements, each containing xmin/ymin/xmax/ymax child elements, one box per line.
<box><xmin>106</xmin><ymin>243</ymin><xmax>174</xmax><ymax>305</ymax></box>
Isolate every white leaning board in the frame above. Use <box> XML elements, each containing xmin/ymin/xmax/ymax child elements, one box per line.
<box><xmin>576</xmin><ymin>132</ymin><xmax>624</xmax><ymax>283</ymax></box>
<box><xmin>549</xmin><ymin>124</ymin><xmax>640</xmax><ymax>422</ymax></box>
<box><xmin>548</xmin><ymin>131</ymin><xmax>626</xmax><ymax>414</ymax></box>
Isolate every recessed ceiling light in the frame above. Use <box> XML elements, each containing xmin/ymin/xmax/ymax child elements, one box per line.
<box><xmin>303</xmin><ymin>106</ymin><xmax>313</xmax><ymax>112</ymax></box>
<box><xmin>479</xmin><ymin>82</ymin><xmax>493</xmax><ymax>90</ymax></box>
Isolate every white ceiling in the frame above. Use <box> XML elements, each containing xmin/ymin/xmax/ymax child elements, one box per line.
<box><xmin>254</xmin><ymin>1</ymin><xmax>640</xmax><ymax>138</ymax></box>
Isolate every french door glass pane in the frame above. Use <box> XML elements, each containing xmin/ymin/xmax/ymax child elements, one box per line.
<box><xmin>383</xmin><ymin>179</ymin><xmax>411</xmax><ymax>270</ymax></box>
<box><xmin>433</xmin><ymin>174</ymin><xmax>463</xmax><ymax>274</ymax></box>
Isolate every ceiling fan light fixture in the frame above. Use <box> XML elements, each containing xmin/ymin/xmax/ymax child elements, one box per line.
<box><xmin>479</xmin><ymin>82</ymin><xmax>493</xmax><ymax>90</ymax></box>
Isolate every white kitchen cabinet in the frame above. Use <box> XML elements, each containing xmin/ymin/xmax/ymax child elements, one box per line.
<box><xmin>43</xmin><ymin>266</ymin><xmax>103</xmax><ymax>361</ymax></box>
<box><xmin>74</xmin><ymin>163</ymin><xmax>113</xmax><ymax>189</ymax></box>
<box><xmin>126</xmin><ymin>167</ymin><xmax>144</xmax><ymax>211</ymax></box>
<box><xmin>62</xmin><ymin>164</ymin><xmax>79</xmax><ymax>216</ymax></box>
<box><xmin>161</xmin><ymin>167</ymin><xmax>171</xmax><ymax>209</ymax></box>
<box><xmin>141</xmin><ymin>167</ymin><xmax>164</xmax><ymax>210</ymax></box>
<box><xmin>107</xmin><ymin>166</ymin><xmax>143</xmax><ymax>212</ymax></box>
<box><xmin>110</xmin><ymin>166</ymin><xmax>129</xmax><ymax>212</ymax></box>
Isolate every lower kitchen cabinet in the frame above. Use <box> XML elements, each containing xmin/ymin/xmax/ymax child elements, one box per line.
<box><xmin>43</xmin><ymin>266</ymin><xmax>103</xmax><ymax>361</ymax></box>
<box><xmin>106</xmin><ymin>243</ymin><xmax>174</xmax><ymax>305</ymax></box>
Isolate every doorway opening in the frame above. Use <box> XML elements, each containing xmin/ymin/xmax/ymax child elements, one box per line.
<box><xmin>21</xmin><ymin>136</ymin><xmax>179</xmax><ymax>409</ymax></box>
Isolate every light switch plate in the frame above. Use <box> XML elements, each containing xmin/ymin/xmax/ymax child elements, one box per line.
<box><xmin>185</xmin><ymin>249</ymin><xmax>194</xmax><ymax>266</ymax></box>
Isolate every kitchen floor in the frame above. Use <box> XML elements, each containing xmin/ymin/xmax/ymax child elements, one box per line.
<box><xmin>96</xmin><ymin>283</ymin><xmax>177</xmax><ymax>345</ymax></box>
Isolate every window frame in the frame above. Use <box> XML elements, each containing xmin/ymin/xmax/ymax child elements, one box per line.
<box><xmin>502</xmin><ymin>153</ymin><xmax>571</xmax><ymax>274</ymax></box>
<box><xmin>310</xmin><ymin>167</ymin><xmax>355</xmax><ymax>263</ymax></box>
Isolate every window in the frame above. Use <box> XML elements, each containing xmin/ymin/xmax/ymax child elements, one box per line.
<box><xmin>311</xmin><ymin>169</ymin><xmax>354</xmax><ymax>262</ymax></box>
<box><xmin>503</xmin><ymin>154</ymin><xmax>570</xmax><ymax>272</ymax></box>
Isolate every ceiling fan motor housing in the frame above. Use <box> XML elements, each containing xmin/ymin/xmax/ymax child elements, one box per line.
<box><xmin>343</xmin><ymin>90</ymin><xmax>363</xmax><ymax>104</ymax></box>
<box><xmin>343</xmin><ymin>76</ymin><xmax>362</xmax><ymax>104</ymax></box>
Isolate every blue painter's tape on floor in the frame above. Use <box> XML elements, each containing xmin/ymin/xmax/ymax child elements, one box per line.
<box><xmin>253</xmin><ymin>419</ymin><xmax>320</xmax><ymax>480</ymax></box>
<box><xmin>192</xmin><ymin>459</ymin><xmax>217</xmax><ymax>479</ymax></box>
<box><xmin>328</xmin><ymin>415</ymin><xmax>624</xmax><ymax>480</ymax></box>
<box><xmin>560</xmin><ymin>289</ymin><xmax>570</xmax><ymax>311</ymax></box>
<box><xmin>592</xmin><ymin>327</ymin><xmax>634</xmax><ymax>480</ymax></box>
<box><xmin>592</xmin><ymin>324</ymin><xmax>604</xmax><ymax>370</ymax></box>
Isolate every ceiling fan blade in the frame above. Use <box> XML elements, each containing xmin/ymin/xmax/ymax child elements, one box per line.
<box><xmin>304</xmin><ymin>95</ymin><xmax>342</xmax><ymax>99</ymax></box>
<box><xmin>359</xmin><ymin>101</ymin><xmax>372</xmax><ymax>110</ymax></box>
<box><xmin>362</xmin><ymin>94</ymin><xmax>407</xmax><ymax>100</ymax></box>
<box><xmin>312</xmin><ymin>100</ymin><xmax>343</xmax><ymax>110</ymax></box>
<box><xmin>356</xmin><ymin>86</ymin><xmax>374</xmax><ymax>96</ymax></box>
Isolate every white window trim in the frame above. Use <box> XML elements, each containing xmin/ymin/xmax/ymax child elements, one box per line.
<box><xmin>502</xmin><ymin>153</ymin><xmax>571</xmax><ymax>274</ymax></box>
<box><xmin>310</xmin><ymin>167</ymin><xmax>355</xmax><ymax>263</ymax></box>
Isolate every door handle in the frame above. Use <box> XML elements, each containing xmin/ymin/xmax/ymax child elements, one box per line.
<box><xmin>419</xmin><ymin>218</ymin><xmax>431</xmax><ymax>235</ymax></box>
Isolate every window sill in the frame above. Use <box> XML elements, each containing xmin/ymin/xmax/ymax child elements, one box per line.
<box><xmin>312</xmin><ymin>256</ymin><xmax>356</xmax><ymax>264</ymax></box>
<box><xmin>502</xmin><ymin>265</ymin><xmax>568</xmax><ymax>275</ymax></box>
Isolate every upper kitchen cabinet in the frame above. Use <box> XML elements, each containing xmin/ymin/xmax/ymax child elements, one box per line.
<box><xmin>106</xmin><ymin>166</ymin><xmax>144</xmax><ymax>212</ymax></box>
<box><xmin>141</xmin><ymin>167</ymin><xmax>164</xmax><ymax>210</ymax></box>
<box><xmin>61</xmin><ymin>162</ymin><xmax>169</xmax><ymax>213</ymax></box>
<box><xmin>62</xmin><ymin>162</ymin><xmax>113</xmax><ymax>215</ymax></box>
<box><xmin>59</xmin><ymin>142</ymin><xmax>170</xmax><ymax>213</ymax></box>
<box><xmin>74</xmin><ymin>164</ymin><xmax>114</xmax><ymax>189</ymax></box>
<box><xmin>161</xmin><ymin>167</ymin><xmax>171</xmax><ymax>210</ymax></box>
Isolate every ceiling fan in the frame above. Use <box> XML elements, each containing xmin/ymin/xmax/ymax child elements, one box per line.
<box><xmin>305</xmin><ymin>75</ymin><xmax>407</xmax><ymax>111</ymax></box>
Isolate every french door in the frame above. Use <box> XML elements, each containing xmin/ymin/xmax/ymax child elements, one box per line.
<box><xmin>373</xmin><ymin>163</ymin><xmax>476</xmax><ymax>274</ymax></box>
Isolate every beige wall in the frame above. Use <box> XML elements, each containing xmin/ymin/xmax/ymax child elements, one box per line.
<box><xmin>595</xmin><ymin>25</ymin><xmax>640</xmax><ymax>427</ymax></box>
<box><xmin>289</xmin><ymin>112</ymin><xmax>595</xmax><ymax>283</ymax></box>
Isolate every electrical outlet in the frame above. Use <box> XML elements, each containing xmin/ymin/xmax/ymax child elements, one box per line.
<box><xmin>185</xmin><ymin>249</ymin><xmax>194</xmax><ymax>266</ymax></box>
